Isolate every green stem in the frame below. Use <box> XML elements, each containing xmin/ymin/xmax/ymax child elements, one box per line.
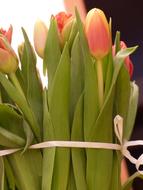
<box><xmin>9</xmin><ymin>73</ymin><xmax>26</xmax><ymax>101</ymax></box>
<box><xmin>97</xmin><ymin>59</ymin><xmax>104</xmax><ymax>109</ymax></box>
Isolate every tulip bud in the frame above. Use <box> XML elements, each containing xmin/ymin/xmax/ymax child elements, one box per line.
<box><xmin>85</xmin><ymin>8</ymin><xmax>111</xmax><ymax>59</ymax></box>
<box><xmin>0</xmin><ymin>36</ymin><xmax>18</xmax><ymax>74</ymax></box>
<box><xmin>61</xmin><ymin>17</ymin><xmax>75</xmax><ymax>45</ymax></box>
<box><xmin>55</xmin><ymin>12</ymin><xmax>74</xmax><ymax>46</ymax></box>
<box><xmin>112</xmin><ymin>41</ymin><xmax>134</xmax><ymax>78</ymax></box>
<box><xmin>55</xmin><ymin>12</ymin><xmax>72</xmax><ymax>33</ymax></box>
<box><xmin>34</xmin><ymin>20</ymin><xmax>48</xmax><ymax>58</ymax></box>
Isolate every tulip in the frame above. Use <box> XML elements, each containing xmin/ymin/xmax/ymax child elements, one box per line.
<box><xmin>61</xmin><ymin>17</ymin><xmax>75</xmax><ymax>44</ymax></box>
<box><xmin>85</xmin><ymin>8</ymin><xmax>111</xmax><ymax>108</ymax></box>
<box><xmin>112</xmin><ymin>41</ymin><xmax>134</xmax><ymax>78</ymax></box>
<box><xmin>0</xmin><ymin>25</ymin><xmax>13</xmax><ymax>44</ymax></box>
<box><xmin>55</xmin><ymin>12</ymin><xmax>72</xmax><ymax>33</ymax></box>
<box><xmin>55</xmin><ymin>12</ymin><xmax>74</xmax><ymax>46</ymax></box>
<box><xmin>85</xmin><ymin>8</ymin><xmax>111</xmax><ymax>59</ymax></box>
<box><xmin>0</xmin><ymin>36</ymin><xmax>18</xmax><ymax>74</ymax></box>
<box><xmin>34</xmin><ymin>20</ymin><xmax>48</xmax><ymax>58</ymax></box>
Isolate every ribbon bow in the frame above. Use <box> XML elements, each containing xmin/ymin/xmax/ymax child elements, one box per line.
<box><xmin>114</xmin><ymin>115</ymin><xmax>143</xmax><ymax>175</ymax></box>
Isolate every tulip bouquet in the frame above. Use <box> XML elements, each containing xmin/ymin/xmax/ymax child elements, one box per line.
<box><xmin>0</xmin><ymin>8</ymin><xmax>140</xmax><ymax>190</ymax></box>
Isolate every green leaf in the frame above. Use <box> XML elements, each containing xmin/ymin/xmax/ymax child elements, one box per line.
<box><xmin>0</xmin><ymin>157</ymin><xmax>4</xmax><ymax>190</ymax></box>
<box><xmin>104</xmin><ymin>50</ymin><xmax>114</xmax><ymax>98</ymax></box>
<box><xmin>0</xmin><ymin>103</ymin><xmax>33</xmax><ymax>151</ymax></box>
<box><xmin>4</xmin><ymin>181</ymin><xmax>8</xmax><ymax>190</ymax></box>
<box><xmin>0</xmin><ymin>127</ymin><xmax>25</xmax><ymax>148</ymax></box>
<box><xmin>70</xmin><ymin>33</ymin><xmax>84</xmax><ymax>122</ymax></box>
<box><xmin>0</xmin><ymin>84</ymin><xmax>13</xmax><ymax>104</ymax></box>
<box><xmin>0</xmin><ymin>104</ymin><xmax>42</xmax><ymax>190</ymax></box>
<box><xmin>116</xmin><ymin>46</ymin><xmax>138</xmax><ymax>60</ymax></box>
<box><xmin>69</xmin><ymin>33</ymin><xmax>85</xmax><ymax>190</ymax></box>
<box><xmin>109</xmin><ymin>152</ymin><xmax>122</xmax><ymax>190</ymax></box>
<box><xmin>0</xmin><ymin>73</ymin><xmax>40</xmax><ymax>141</ymax></box>
<box><xmin>22</xmin><ymin>120</ymin><xmax>34</xmax><ymax>152</ymax></box>
<box><xmin>43</xmin><ymin>17</ymin><xmax>61</xmax><ymax>84</ymax></box>
<box><xmin>86</xmin><ymin>61</ymin><xmax>124</xmax><ymax>190</ymax></box>
<box><xmin>114</xmin><ymin>31</ymin><xmax>121</xmax><ymax>53</ymax></box>
<box><xmin>67</xmin><ymin>167</ymin><xmax>76</xmax><ymax>190</ymax></box>
<box><xmin>48</xmin><ymin>44</ymin><xmax>70</xmax><ymax>190</ymax></box>
<box><xmin>15</xmin><ymin>68</ymin><xmax>25</xmax><ymax>93</ymax></box>
<box><xmin>75</xmin><ymin>8</ymin><xmax>99</xmax><ymax>139</ymax></box>
<box><xmin>75</xmin><ymin>8</ymin><xmax>89</xmax><ymax>50</ymax></box>
<box><xmin>124</xmin><ymin>82</ymin><xmax>139</xmax><ymax>140</ymax></box>
<box><xmin>21</xmin><ymin>28</ymin><xmax>43</xmax><ymax>128</ymax></box>
<box><xmin>114</xmin><ymin>65</ymin><xmax>130</xmax><ymax>132</ymax></box>
<box><xmin>4</xmin><ymin>158</ymin><xmax>16</xmax><ymax>190</ymax></box>
<box><xmin>7</xmin><ymin>150</ymin><xmax>42</xmax><ymax>190</ymax></box>
<box><xmin>68</xmin><ymin>19</ymin><xmax>78</xmax><ymax>50</ymax></box>
<box><xmin>71</xmin><ymin>94</ymin><xmax>87</xmax><ymax>190</ymax></box>
<box><xmin>42</xmin><ymin>89</ymin><xmax>55</xmax><ymax>190</ymax></box>
<box><xmin>0</xmin><ymin>104</ymin><xmax>24</xmax><ymax>138</ymax></box>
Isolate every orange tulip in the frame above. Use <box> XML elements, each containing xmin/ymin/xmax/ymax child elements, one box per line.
<box><xmin>85</xmin><ymin>8</ymin><xmax>111</xmax><ymax>59</ymax></box>
<box><xmin>34</xmin><ymin>20</ymin><xmax>48</xmax><ymax>58</ymax></box>
<box><xmin>0</xmin><ymin>36</ymin><xmax>18</xmax><ymax>74</ymax></box>
<box><xmin>112</xmin><ymin>41</ymin><xmax>134</xmax><ymax>78</ymax></box>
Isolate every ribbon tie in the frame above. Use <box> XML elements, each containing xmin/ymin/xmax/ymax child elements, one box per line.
<box><xmin>0</xmin><ymin>115</ymin><xmax>143</xmax><ymax>174</ymax></box>
<box><xmin>114</xmin><ymin>115</ymin><xmax>143</xmax><ymax>175</ymax></box>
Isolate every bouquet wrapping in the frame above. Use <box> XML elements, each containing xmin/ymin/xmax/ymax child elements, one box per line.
<box><xmin>0</xmin><ymin>8</ymin><xmax>140</xmax><ymax>190</ymax></box>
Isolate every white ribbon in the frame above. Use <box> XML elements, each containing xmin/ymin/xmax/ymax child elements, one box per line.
<box><xmin>0</xmin><ymin>115</ymin><xmax>143</xmax><ymax>174</ymax></box>
<box><xmin>114</xmin><ymin>115</ymin><xmax>143</xmax><ymax>175</ymax></box>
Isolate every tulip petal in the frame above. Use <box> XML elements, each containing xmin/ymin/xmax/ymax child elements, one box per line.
<box><xmin>0</xmin><ymin>48</ymin><xmax>11</xmax><ymax>72</ymax></box>
<box><xmin>34</xmin><ymin>20</ymin><xmax>48</xmax><ymax>58</ymax></box>
<box><xmin>5</xmin><ymin>25</ymin><xmax>13</xmax><ymax>44</ymax></box>
<box><xmin>55</xmin><ymin>12</ymin><xmax>72</xmax><ymax>32</ymax></box>
<box><xmin>0</xmin><ymin>48</ymin><xmax>10</xmax><ymax>63</ymax></box>
<box><xmin>0</xmin><ymin>46</ymin><xmax>18</xmax><ymax>74</ymax></box>
<box><xmin>85</xmin><ymin>8</ymin><xmax>111</xmax><ymax>59</ymax></box>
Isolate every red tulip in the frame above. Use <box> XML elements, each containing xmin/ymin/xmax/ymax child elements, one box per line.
<box><xmin>85</xmin><ymin>8</ymin><xmax>111</xmax><ymax>59</ymax></box>
<box><xmin>112</xmin><ymin>41</ymin><xmax>134</xmax><ymax>78</ymax></box>
<box><xmin>55</xmin><ymin>12</ymin><xmax>72</xmax><ymax>33</ymax></box>
<box><xmin>0</xmin><ymin>25</ymin><xmax>13</xmax><ymax>44</ymax></box>
<box><xmin>0</xmin><ymin>36</ymin><xmax>18</xmax><ymax>74</ymax></box>
<box><xmin>55</xmin><ymin>12</ymin><xmax>75</xmax><ymax>46</ymax></box>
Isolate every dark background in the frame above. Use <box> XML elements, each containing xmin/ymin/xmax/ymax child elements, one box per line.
<box><xmin>84</xmin><ymin>0</ymin><xmax>143</xmax><ymax>189</ymax></box>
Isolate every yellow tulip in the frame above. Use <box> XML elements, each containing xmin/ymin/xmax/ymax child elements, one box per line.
<box><xmin>34</xmin><ymin>20</ymin><xmax>48</xmax><ymax>58</ymax></box>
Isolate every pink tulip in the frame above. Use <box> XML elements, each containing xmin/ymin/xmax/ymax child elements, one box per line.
<box><xmin>34</xmin><ymin>20</ymin><xmax>48</xmax><ymax>58</ymax></box>
<box><xmin>112</xmin><ymin>41</ymin><xmax>134</xmax><ymax>78</ymax></box>
<box><xmin>85</xmin><ymin>8</ymin><xmax>111</xmax><ymax>59</ymax></box>
<box><xmin>0</xmin><ymin>36</ymin><xmax>18</xmax><ymax>74</ymax></box>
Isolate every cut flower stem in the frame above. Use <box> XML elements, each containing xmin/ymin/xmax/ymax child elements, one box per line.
<box><xmin>96</xmin><ymin>59</ymin><xmax>104</xmax><ymax>109</ymax></box>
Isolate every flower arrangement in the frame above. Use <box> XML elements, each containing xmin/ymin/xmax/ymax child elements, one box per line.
<box><xmin>0</xmin><ymin>8</ymin><xmax>141</xmax><ymax>190</ymax></box>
